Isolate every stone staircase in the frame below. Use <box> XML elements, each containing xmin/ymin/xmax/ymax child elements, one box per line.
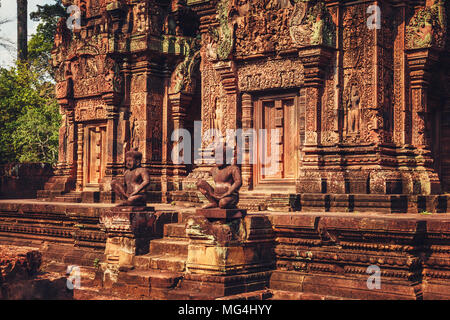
<box><xmin>135</xmin><ymin>222</ymin><xmax>189</xmax><ymax>273</ymax></box>
<box><xmin>82</xmin><ymin>211</ymin><xmax>198</xmax><ymax>300</ymax></box>
<box><xmin>53</xmin><ymin>192</ymin><xmax>83</xmax><ymax>203</ymax></box>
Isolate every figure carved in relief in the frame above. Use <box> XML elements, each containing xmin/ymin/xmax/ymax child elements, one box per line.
<box><xmin>131</xmin><ymin>118</ymin><xmax>142</xmax><ymax>151</ymax></box>
<box><xmin>346</xmin><ymin>84</ymin><xmax>361</xmax><ymax>134</ymax></box>
<box><xmin>54</xmin><ymin>17</ymin><xmax>70</xmax><ymax>48</ymax></box>
<box><xmin>169</xmin><ymin>38</ymin><xmax>201</xmax><ymax>95</ymax></box>
<box><xmin>207</xmin><ymin>0</ymin><xmax>234</xmax><ymax>61</ymax></box>
<box><xmin>56</xmin><ymin>61</ymin><xmax>74</xmax><ymax>99</ymax></box>
<box><xmin>111</xmin><ymin>149</ymin><xmax>150</xmax><ymax>207</ymax></box>
<box><xmin>104</xmin><ymin>59</ymin><xmax>122</xmax><ymax>93</ymax></box>
<box><xmin>196</xmin><ymin>146</ymin><xmax>242</xmax><ymax>209</ymax></box>
<box><xmin>134</xmin><ymin>3</ymin><xmax>148</xmax><ymax>33</ymax></box>
<box><xmin>311</xmin><ymin>9</ymin><xmax>324</xmax><ymax>45</ymax></box>
<box><xmin>205</xmin><ymin>33</ymin><xmax>218</xmax><ymax>61</ymax></box>
<box><xmin>213</xmin><ymin>97</ymin><xmax>225</xmax><ymax>137</ymax></box>
<box><xmin>59</xmin><ymin>112</ymin><xmax>69</xmax><ymax>163</ymax></box>
<box><xmin>289</xmin><ymin>0</ymin><xmax>335</xmax><ymax>47</ymax></box>
<box><xmin>406</xmin><ymin>0</ymin><xmax>447</xmax><ymax>49</ymax></box>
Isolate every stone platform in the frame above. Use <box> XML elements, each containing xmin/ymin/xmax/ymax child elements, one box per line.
<box><xmin>0</xmin><ymin>199</ymin><xmax>449</xmax><ymax>299</ymax></box>
<box><xmin>171</xmin><ymin>191</ymin><xmax>450</xmax><ymax>213</ymax></box>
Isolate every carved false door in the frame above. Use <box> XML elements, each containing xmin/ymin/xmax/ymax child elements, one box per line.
<box><xmin>254</xmin><ymin>94</ymin><xmax>299</xmax><ymax>188</ymax></box>
<box><xmin>83</xmin><ymin>125</ymin><xmax>107</xmax><ymax>189</ymax></box>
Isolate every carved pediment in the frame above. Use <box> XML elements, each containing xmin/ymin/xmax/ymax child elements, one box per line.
<box><xmin>231</xmin><ymin>0</ymin><xmax>335</xmax><ymax>58</ymax></box>
<box><xmin>406</xmin><ymin>0</ymin><xmax>447</xmax><ymax>50</ymax></box>
<box><xmin>289</xmin><ymin>0</ymin><xmax>336</xmax><ymax>48</ymax></box>
<box><xmin>169</xmin><ymin>38</ymin><xmax>202</xmax><ymax>95</ymax></box>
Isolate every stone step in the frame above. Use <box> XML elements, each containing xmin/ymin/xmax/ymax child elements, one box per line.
<box><xmin>164</xmin><ymin>288</ymin><xmax>216</xmax><ymax>300</ymax></box>
<box><xmin>54</xmin><ymin>192</ymin><xmax>82</xmax><ymax>203</ymax></box>
<box><xmin>54</xmin><ymin>196</ymin><xmax>82</xmax><ymax>203</ymax></box>
<box><xmin>163</xmin><ymin>223</ymin><xmax>187</xmax><ymax>239</ymax></box>
<box><xmin>217</xmin><ymin>289</ymin><xmax>273</xmax><ymax>300</ymax></box>
<box><xmin>150</xmin><ymin>254</ymin><xmax>186</xmax><ymax>272</ymax></box>
<box><xmin>74</xmin><ymin>286</ymin><xmax>122</xmax><ymax>300</ymax></box>
<box><xmin>135</xmin><ymin>254</ymin><xmax>186</xmax><ymax>272</ymax></box>
<box><xmin>178</xmin><ymin>210</ymin><xmax>197</xmax><ymax>223</ymax></box>
<box><xmin>269</xmin><ymin>290</ymin><xmax>350</xmax><ymax>300</ymax></box>
<box><xmin>117</xmin><ymin>269</ymin><xmax>183</xmax><ymax>289</ymax></box>
<box><xmin>150</xmin><ymin>238</ymin><xmax>189</xmax><ymax>256</ymax></box>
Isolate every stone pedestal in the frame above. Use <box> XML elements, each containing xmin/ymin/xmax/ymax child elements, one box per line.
<box><xmin>100</xmin><ymin>206</ymin><xmax>156</xmax><ymax>269</ymax></box>
<box><xmin>196</xmin><ymin>208</ymin><xmax>246</xmax><ymax>221</ymax></box>
<box><xmin>184</xmin><ymin>209</ymin><xmax>275</xmax><ymax>297</ymax></box>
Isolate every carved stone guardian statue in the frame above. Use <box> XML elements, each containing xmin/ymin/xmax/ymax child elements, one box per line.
<box><xmin>111</xmin><ymin>148</ymin><xmax>150</xmax><ymax>207</ymax></box>
<box><xmin>196</xmin><ymin>146</ymin><xmax>242</xmax><ymax>209</ymax></box>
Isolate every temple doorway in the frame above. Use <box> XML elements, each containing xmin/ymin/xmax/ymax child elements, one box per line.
<box><xmin>253</xmin><ymin>93</ymin><xmax>300</xmax><ymax>188</ymax></box>
<box><xmin>83</xmin><ymin>124</ymin><xmax>107</xmax><ymax>190</ymax></box>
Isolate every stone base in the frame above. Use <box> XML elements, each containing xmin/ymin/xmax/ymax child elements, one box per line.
<box><xmin>237</xmin><ymin>192</ymin><xmax>450</xmax><ymax>213</ymax></box>
<box><xmin>176</xmin><ymin>271</ymin><xmax>272</xmax><ymax>298</ymax></box>
<box><xmin>196</xmin><ymin>208</ymin><xmax>247</xmax><ymax>221</ymax></box>
<box><xmin>270</xmin><ymin>271</ymin><xmax>422</xmax><ymax>300</ymax></box>
<box><xmin>100</xmin><ymin>206</ymin><xmax>174</xmax><ymax>269</ymax></box>
<box><xmin>296</xmin><ymin>167</ymin><xmax>442</xmax><ymax>195</ymax></box>
<box><xmin>185</xmin><ymin>213</ymin><xmax>275</xmax><ymax>281</ymax></box>
<box><xmin>270</xmin><ymin>212</ymin><xmax>450</xmax><ymax>300</ymax></box>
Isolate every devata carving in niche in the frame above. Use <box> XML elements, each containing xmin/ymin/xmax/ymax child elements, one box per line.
<box><xmin>213</xmin><ymin>97</ymin><xmax>225</xmax><ymax>137</ymax></box>
<box><xmin>104</xmin><ymin>58</ymin><xmax>122</xmax><ymax>93</ymax></box>
<box><xmin>345</xmin><ymin>84</ymin><xmax>361</xmax><ymax>135</ymax></box>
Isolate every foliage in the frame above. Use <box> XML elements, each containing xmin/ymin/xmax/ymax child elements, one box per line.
<box><xmin>0</xmin><ymin>1</ymin><xmax>66</xmax><ymax>165</ymax></box>
<box><xmin>29</xmin><ymin>1</ymin><xmax>67</xmax><ymax>78</ymax></box>
<box><xmin>0</xmin><ymin>62</ymin><xmax>61</xmax><ymax>165</ymax></box>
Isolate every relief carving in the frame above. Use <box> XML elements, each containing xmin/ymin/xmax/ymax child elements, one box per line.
<box><xmin>234</xmin><ymin>0</ymin><xmax>294</xmax><ymax>57</ymax></box>
<box><xmin>74</xmin><ymin>98</ymin><xmax>108</xmax><ymax>121</ymax></box>
<box><xmin>169</xmin><ymin>38</ymin><xmax>201</xmax><ymax>95</ymax></box>
<box><xmin>104</xmin><ymin>57</ymin><xmax>122</xmax><ymax>94</ymax></box>
<box><xmin>289</xmin><ymin>0</ymin><xmax>335</xmax><ymax>47</ymax></box>
<box><xmin>238</xmin><ymin>58</ymin><xmax>304</xmax><ymax>92</ymax></box>
<box><xmin>406</xmin><ymin>0</ymin><xmax>447</xmax><ymax>50</ymax></box>
<box><xmin>346</xmin><ymin>84</ymin><xmax>361</xmax><ymax>135</ymax></box>
<box><xmin>321</xmin><ymin>59</ymin><xmax>338</xmax><ymax>145</ymax></box>
<box><xmin>54</xmin><ymin>17</ymin><xmax>71</xmax><ymax>48</ymax></box>
<box><xmin>133</xmin><ymin>2</ymin><xmax>149</xmax><ymax>33</ymax></box>
<box><xmin>207</xmin><ymin>0</ymin><xmax>234</xmax><ymax>61</ymax></box>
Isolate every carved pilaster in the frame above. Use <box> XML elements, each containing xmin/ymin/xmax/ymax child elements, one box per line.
<box><xmin>406</xmin><ymin>48</ymin><xmax>442</xmax><ymax>194</ymax></box>
<box><xmin>406</xmin><ymin>49</ymin><xmax>439</xmax><ymax>152</ymax></box>
<box><xmin>76</xmin><ymin>124</ymin><xmax>84</xmax><ymax>191</ymax></box>
<box><xmin>241</xmin><ymin>93</ymin><xmax>253</xmax><ymax>191</ymax></box>
<box><xmin>169</xmin><ymin>92</ymin><xmax>193</xmax><ymax>184</ymax></box>
<box><xmin>297</xmin><ymin>46</ymin><xmax>334</xmax><ymax>194</ymax></box>
<box><xmin>299</xmin><ymin>47</ymin><xmax>334</xmax><ymax>147</ymax></box>
<box><xmin>213</xmin><ymin>60</ymin><xmax>238</xmax><ymax>94</ymax></box>
<box><xmin>104</xmin><ymin>101</ymin><xmax>120</xmax><ymax>182</ymax></box>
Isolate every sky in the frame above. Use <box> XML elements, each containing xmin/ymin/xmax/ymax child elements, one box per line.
<box><xmin>0</xmin><ymin>0</ymin><xmax>54</xmax><ymax>68</ymax></box>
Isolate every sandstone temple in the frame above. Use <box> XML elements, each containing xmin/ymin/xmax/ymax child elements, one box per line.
<box><xmin>0</xmin><ymin>0</ymin><xmax>450</xmax><ymax>300</ymax></box>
